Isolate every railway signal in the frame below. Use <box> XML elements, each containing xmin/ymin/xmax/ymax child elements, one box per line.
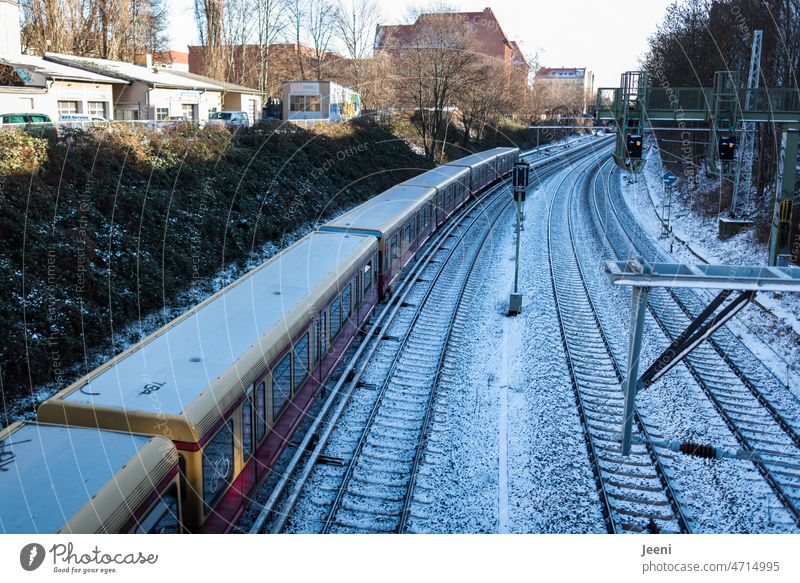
<box><xmin>626</xmin><ymin>134</ymin><xmax>643</xmax><ymax>159</ymax></box>
<box><xmin>596</xmin><ymin>70</ymin><xmax>800</xmax><ymax>265</ymax></box>
<box><xmin>509</xmin><ymin>161</ymin><xmax>530</xmax><ymax>315</ymax></box>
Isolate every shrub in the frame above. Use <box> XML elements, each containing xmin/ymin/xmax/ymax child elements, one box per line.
<box><xmin>0</xmin><ymin>129</ymin><xmax>48</xmax><ymax>175</ymax></box>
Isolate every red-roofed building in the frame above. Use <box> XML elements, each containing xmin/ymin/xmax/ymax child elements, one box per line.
<box><xmin>154</xmin><ymin>50</ymin><xmax>189</xmax><ymax>72</ymax></box>
<box><xmin>375</xmin><ymin>7</ymin><xmax>529</xmax><ymax>98</ymax></box>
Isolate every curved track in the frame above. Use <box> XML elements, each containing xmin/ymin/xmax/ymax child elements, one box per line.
<box><xmin>546</xmin><ymin>151</ymin><xmax>691</xmax><ymax>534</ymax></box>
<box><xmin>590</xmin><ymin>159</ymin><xmax>800</xmax><ymax>528</ymax></box>
<box><xmin>245</xmin><ymin>137</ymin><xmax>611</xmax><ymax>533</ymax></box>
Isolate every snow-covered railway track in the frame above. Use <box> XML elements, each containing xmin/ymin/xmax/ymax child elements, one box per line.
<box><xmin>547</xmin><ymin>152</ymin><xmax>691</xmax><ymax>534</ymax></box>
<box><xmin>244</xmin><ymin>139</ymin><xmax>610</xmax><ymax>534</ymax></box>
<box><xmin>318</xmin><ymin>188</ymin><xmax>510</xmax><ymax>533</ymax></box>
<box><xmin>593</xmin><ymin>160</ymin><xmax>800</xmax><ymax>527</ymax></box>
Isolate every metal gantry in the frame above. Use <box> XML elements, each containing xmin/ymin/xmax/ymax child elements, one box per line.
<box><xmin>595</xmin><ymin>70</ymin><xmax>800</xmax><ymax>266</ymax></box>
<box><xmin>605</xmin><ymin>258</ymin><xmax>800</xmax><ymax>455</ymax></box>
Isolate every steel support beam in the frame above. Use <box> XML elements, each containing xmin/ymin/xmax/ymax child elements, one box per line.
<box><xmin>769</xmin><ymin>125</ymin><xmax>799</xmax><ymax>266</ymax></box>
<box><xmin>639</xmin><ymin>290</ymin><xmax>754</xmax><ymax>388</ymax></box>
<box><xmin>621</xmin><ymin>283</ymin><xmax>650</xmax><ymax>456</ymax></box>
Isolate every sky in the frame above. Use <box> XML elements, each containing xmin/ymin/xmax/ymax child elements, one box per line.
<box><xmin>168</xmin><ymin>0</ymin><xmax>676</xmax><ymax>89</ymax></box>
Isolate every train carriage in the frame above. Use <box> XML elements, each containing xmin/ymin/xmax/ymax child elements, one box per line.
<box><xmin>320</xmin><ymin>184</ymin><xmax>437</xmax><ymax>297</ymax></box>
<box><xmin>487</xmin><ymin>147</ymin><xmax>520</xmax><ymax>177</ymax></box>
<box><xmin>444</xmin><ymin>150</ymin><xmax>500</xmax><ymax>193</ymax></box>
<box><xmin>0</xmin><ymin>422</ymin><xmax>181</xmax><ymax>534</ymax></box>
<box><xmin>402</xmin><ymin>165</ymin><xmax>471</xmax><ymax>227</ymax></box>
<box><xmin>38</xmin><ymin>231</ymin><xmax>379</xmax><ymax>532</ymax></box>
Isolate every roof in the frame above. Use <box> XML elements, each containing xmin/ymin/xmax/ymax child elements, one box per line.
<box><xmin>446</xmin><ymin>150</ymin><xmax>499</xmax><ymax>169</ymax></box>
<box><xmin>322</xmin><ymin>184</ymin><xmax>436</xmax><ymax>237</ymax></box>
<box><xmin>154</xmin><ymin>50</ymin><xmax>189</xmax><ymax>66</ymax></box>
<box><xmin>0</xmin><ymin>422</ymin><xmax>174</xmax><ymax>533</ymax></box>
<box><xmin>43</xmin><ymin>53</ymin><xmax>221</xmax><ymax>90</ymax></box>
<box><xmin>166</xmin><ymin>69</ymin><xmax>263</xmax><ymax>94</ymax></box>
<box><xmin>0</xmin><ymin>54</ymin><xmax>125</xmax><ymax>85</ymax></box>
<box><xmin>40</xmin><ymin>232</ymin><xmax>375</xmax><ymax>442</ymax></box>
<box><xmin>403</xmin><ymin>164</ymin><xmax>470</xmax><ymax>190</ymax></box>
<box><xmin>376</xmin><ymin>7</ymin><xmax>512</xmax><ymax>50</ymax></box>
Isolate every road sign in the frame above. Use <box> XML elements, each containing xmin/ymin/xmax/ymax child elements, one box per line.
<box><xmin>662</xmin><ymin>171</ymin><xmax>679</xmax><ymax>188</ymax></box>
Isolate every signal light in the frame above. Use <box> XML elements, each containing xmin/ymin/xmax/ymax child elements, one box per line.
<box><xmin>718</xmin><ymin>136</ymin><xmax>736</xmax><ymax>161</ymax></box>
<box><xmin>626</xmin><ymin>134</ymin><xmax>643</xmax><ymax>159</ymax></box>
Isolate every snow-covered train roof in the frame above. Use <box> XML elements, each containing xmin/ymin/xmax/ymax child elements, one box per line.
<box><xmin>321</xmin><ymin>184</ymin><xmax>436</xmax><ymax>238</ymax></box>
<box><xmin>444</xmin><ymin>150</ymin><xmax>499</xmax><ymax>169</ymax></box>
<box><xmin>0</xmin><ymin>422</ymin><xmax>176</xmax><ymax>533</ymax></box>
<box><xmin>402</xmin><ymin>164</ymin><xmax>470</xmax><ymax>190</ymax></box>
<box><xmin>39</xmin><ymin>232</ymin><xmax>376</xmax><ymax>442</ymax></box>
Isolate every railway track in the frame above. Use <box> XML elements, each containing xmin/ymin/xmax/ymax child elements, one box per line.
<box><xmin>243</xmin><ymin>136</ymin><xmax>612</xmax><ymax>534</ymax></box>
<box><xmin>546</xmin><ymin>151</ymin><xmax>691</xmax><ymax>533</ymax></box>
<box><xmin>590</xmin><ymin>159</ymin><xmax>800</xmax><ymax>528</ymax></box>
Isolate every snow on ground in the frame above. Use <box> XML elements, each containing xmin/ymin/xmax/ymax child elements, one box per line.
<box><xmin>574</xmin><ymin>172</ymin><xmax>796</xmax><ymax>532</ymax></box>
<box><xmin>411</xmin><ymin>166</ymin><xmax>606</xmax><ymax>533</ymax></box>
<box><xmin>621</xmin><ymin>144</ymin><xmax>800</xmax><ymax>401</ymax></box>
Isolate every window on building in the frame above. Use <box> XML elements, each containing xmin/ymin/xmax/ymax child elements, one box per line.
<box><xmin>87</xmin><ymin>101</ymin><xmax>107</xmax><ymax>118</ymax></box>
<box><xmin>57</xmin><ymin>101</ymin><xmax>80</xmax><ymax>115</ymax></box>
<box><xmin>306</xmin><ymin>95</ymin><xmax>321</xmax><ymax>112</ymax></box>
<box><xmin>114</xmin><ymin>108</ymin><xmax>139</xmax><ymax>121</ymax></box>
<box><xmin>290</xmin><ymin>95</ymin><xmax>306</xmax><ymax>111</ymax></box>
<box><xmin>155</xmin><ymin>107</ymin><xmax>169</xmax><ymax>121</ymax></box>
<box><xmin>182</xmin><ymin>103</ymin><xmax>196</xmax><ymax>120</ymax></box>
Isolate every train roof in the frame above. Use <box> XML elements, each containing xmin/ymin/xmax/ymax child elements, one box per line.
<box><xmin>402</xmin><ymin>164</ymin><xmax>470</xmax><ymax>189</ymax></box>
<box><xmin>320</xmin><ymin>184</ymin><xmax>436</xmax><ymax>238</ymax></box>
<box><xmin>38</xmin><ymin>231</ymin><xmax>376</xmax><ymax>442</ymax></box>
<box><xmin>485</xmin><ymin>147</ymin><xmax>519</xmax><ymax>156</ymax></box>
<box><xmin>444</xmin><ymin>150</ymin><xmax>498</xmax><ymax>169</ymax></box>
<box><xmin>0</xmin><ymin>422</ymin><xmax>177</xmax><ymax>533</ymax></box>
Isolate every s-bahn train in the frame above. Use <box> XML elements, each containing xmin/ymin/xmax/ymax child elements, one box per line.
<box><xmin>0</xmin><ymin>146</ymin><xmax>520</xmax><ymax>534</ymax></box>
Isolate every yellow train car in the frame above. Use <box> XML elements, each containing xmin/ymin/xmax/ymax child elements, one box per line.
<box><xmin>38</xmin><ymin>231</ymin><xmax>379</xmax><ymax>532</ymax></box>
<box><xmin>0</xmin><ymin>422</ymin><xmax>181</xmax><ymax>533</ymax></box>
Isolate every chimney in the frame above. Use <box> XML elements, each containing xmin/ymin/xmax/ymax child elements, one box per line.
<box><xmin>0</xmin><ymin>0</ymin><xmax>22</xmax><ymax>57</ymax></box>
<box><xmin>133</xmin><ymin>53</ymin><xmax>153</xmax><ymax>69</ymax></box>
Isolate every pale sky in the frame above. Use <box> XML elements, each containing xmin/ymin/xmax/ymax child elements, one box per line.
<box><xmin>168</xmin><ymin>0</ymin><xmax>676</xmax><ymax>88</ymax></box>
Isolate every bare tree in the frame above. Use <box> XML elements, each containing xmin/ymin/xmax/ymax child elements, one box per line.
<box><xmin>255</xmin><ymin>0</ymin><xmax>288</xmax><ymax>93</ymax></box>
<box><xmin>287</xmin><ymin>0</ymin><xmax>306</xmax><ymax>78</ymax></box>
<box><xmin>456</xmin><ymin>59</ymin><xmax>507</xmax><ymax>146</ymax></box>
<box><xmin>306</xmin><ymin>0</ymin><xmax>339</xmax><ymax>78</ymax></box>
<box><xmin>334</xmin><ymin>0</ymin><xmax>381</xmax><ymax>94</ymax></box>
<box><xmin>391</xmin><ymin>12</ymin><xmax>476</xmax><ymax>161</ymax></box>
<box><xmin>194</xmin><ymin>0</ymin><xmax>225</xmax><ymax>79</ymax></box>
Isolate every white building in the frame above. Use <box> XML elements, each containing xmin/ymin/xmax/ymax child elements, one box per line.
<box><xmin>282</xmin><ymin>81</ymin><xmax>361</xmax><ymax>122</ymax></box>
<box><xmin>0</xmin><ymin>0</ymin><xmax>123</xmax><ymax>121</ymax></box>
<box><xmin>44</xmin><ymin>53</ymin><xmax>224</xmax><ymax>122</ymax></box>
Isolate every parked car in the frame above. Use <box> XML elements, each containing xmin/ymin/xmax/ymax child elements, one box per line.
<box><xmin>208</xmin><ymin>111</ymin><xmax>250</xmax><ymax>128</ymax></box>
<box><xmin>1</xmin><ymin>113</ymin><xmax>53</xmax><ymax>125</ymax></box>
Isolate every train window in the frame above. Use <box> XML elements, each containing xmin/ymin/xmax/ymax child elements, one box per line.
<box><xmin>390</xmin><ymin>236</ymin><xmax>398</xmax><ymax>263</ymax></box>
<box><xmin>404</xmin><ymin>224</ymin><xmax>411</xmax><ymax>245</ymax></box>
<box><xmin>242</xmin><ymin>392</ymin><xmax>253</xmax><ymax>459</ymax></box>
<box><xmin>342</xmin><ymin>284</ymin><xmax>352</xmax><ymax>321</ymax></box>
<box><xmin>201</xmin><ymin>420</ymin><xmax>234</xmax><ymax>511</ymax></box>
<box><xmin>364</xmin><ymin>262</ymin><xmax>372</xmax><ymax>294</ymax></box>
<box><xmin>320</xmin><ymin>311</ymin><xmax>327</xmax><ymax>356</ymax></box>
<box><xmin>136</xmin><ymin>485</ymin><xmax>180</xmax><ymax>534</ymax></box>
<box><xmin>313</xmin><ymin>318</ymin><xmax>321</xmax><ymax>364</ymax></box>
<box><xmin>330</xmin><ymin>297</ymin><xmax>341</xmax><ymax>339</ymax></box>
<box><xmin>255</xmin><ymin>382</ymin><xmax>266</xmax><ymax>442</ymax></box>
<box><xmin>293</xmin><ymin>332</ymin><xmax>310</xmax><ymax>391</ymax></box>
<box><xmin>272</xmin><ymin>353</ymin><xmax>292</xmax><ymax>419</ymax></box>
